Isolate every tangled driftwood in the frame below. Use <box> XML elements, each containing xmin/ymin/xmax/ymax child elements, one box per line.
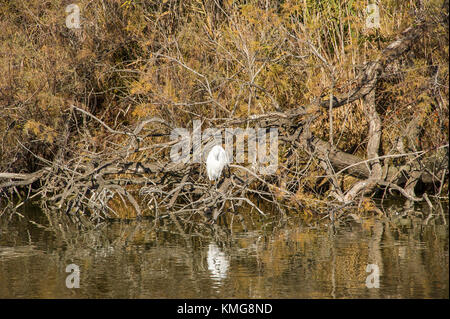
<box><xmin>1</xmin><ymin>22</ymin><xmax>448</xmax><ymax>224</ymax></box>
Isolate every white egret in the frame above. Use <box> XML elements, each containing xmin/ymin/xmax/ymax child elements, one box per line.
<box><xmin>206</xmin><ymin>145</ymin><xmax>229</xmax><ymax>182</ymax></box>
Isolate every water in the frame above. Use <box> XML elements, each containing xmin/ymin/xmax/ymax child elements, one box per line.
<box><xmin>0</xmin><ymin>202</ymin><xmax>448</xmax><ymax>298</ymax></box>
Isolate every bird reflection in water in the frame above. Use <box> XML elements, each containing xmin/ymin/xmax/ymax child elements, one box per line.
<box><xmin>207</xmin><ymin>243</ymin><xmax>230</xmax><ymax>281</ymax></box>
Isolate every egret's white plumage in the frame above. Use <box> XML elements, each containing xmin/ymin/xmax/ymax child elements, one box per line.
<box><xmin>206</xmin><ymin>145</ymin><xmax>228</xmax><ymax>181</ymax></box>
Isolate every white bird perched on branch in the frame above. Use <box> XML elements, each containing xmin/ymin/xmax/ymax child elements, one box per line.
<box><xmin>206</xmin><ymin>145</ymin><xmax>229</xmax><ymax>182</ymax></box>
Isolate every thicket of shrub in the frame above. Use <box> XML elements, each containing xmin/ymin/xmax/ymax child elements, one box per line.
<box><xmin>0</xmin><ymin>0</ymin><xmax>448</xmax><ymax>206</ymax></box>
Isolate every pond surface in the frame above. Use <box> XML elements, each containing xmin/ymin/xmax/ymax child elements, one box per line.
<box><xmin>0</xmin><ymin>202</ymin><xmax>448</xmax><ymax>298</ymax></box>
